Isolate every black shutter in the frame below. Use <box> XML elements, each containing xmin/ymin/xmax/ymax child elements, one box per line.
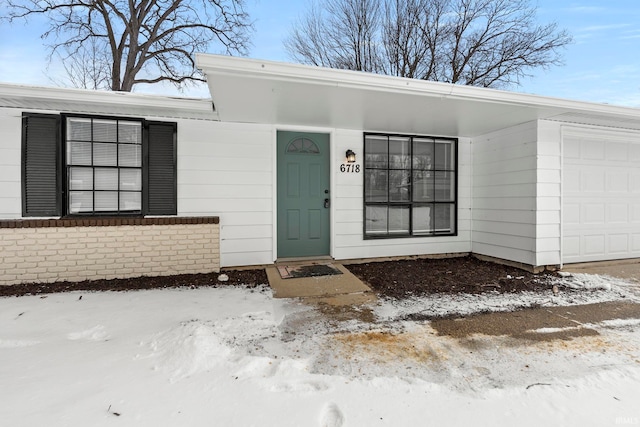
<box><xmin>146</xmin><ymin>121</ymin><xmax>177</xmax><ymax>215</ymax></box>
<box><xmin>22</xmin><ymin>113</ymin><xmax>61</xmax><ymax>217</ymax></box>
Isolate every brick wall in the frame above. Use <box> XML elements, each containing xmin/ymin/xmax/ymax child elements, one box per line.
<box><xmin>0</xmin><ymin>217</ymin><xmax>220</xmax><ymax>286</ymax></box>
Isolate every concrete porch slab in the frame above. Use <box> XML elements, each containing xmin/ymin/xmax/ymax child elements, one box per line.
<box><xmin>265</xmin><ymin>262</ymin><xmax>375</xmax><ymax>304</ymax></box>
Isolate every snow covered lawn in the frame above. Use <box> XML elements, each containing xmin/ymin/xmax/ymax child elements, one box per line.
<box><xmin>1</xmin><ymin>274</ymin><xmax>639</xmax><ymax>427</ymax></box>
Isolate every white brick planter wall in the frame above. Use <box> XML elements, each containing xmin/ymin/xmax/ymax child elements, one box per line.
<box><xmin>0</xmin><ymin>217</ymin><xmax>220</xmax><ymax>286</ymax></box>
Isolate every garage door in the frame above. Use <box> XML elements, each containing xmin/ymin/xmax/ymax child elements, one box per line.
<box><xmin>563</xmin><ymin>128</ymin><xmax>640</xmax><ymax>264</ymax></box>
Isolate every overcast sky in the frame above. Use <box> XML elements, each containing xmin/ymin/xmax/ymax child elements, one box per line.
<box><xmin>1</xmin><ymin>0</ymin><xmax>640</xmax><ymax>107</ymax></box>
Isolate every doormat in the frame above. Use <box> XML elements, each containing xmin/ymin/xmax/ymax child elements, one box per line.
<box><xmin>277</xmin><ymin>264</ymin><xmax>343</xmax><ymax>279</ymax></box>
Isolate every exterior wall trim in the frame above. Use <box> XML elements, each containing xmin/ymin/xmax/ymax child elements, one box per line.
<box><xmin>0</xmin><ymin>216</ymin><xmax>219</xmax><ymax>229</ymax></box>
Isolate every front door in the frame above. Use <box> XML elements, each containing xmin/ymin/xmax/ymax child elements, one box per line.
<box><xmin>277</xmin><ymin>131</ymin><xmax>330</xmax><ymax>258</ymax></box>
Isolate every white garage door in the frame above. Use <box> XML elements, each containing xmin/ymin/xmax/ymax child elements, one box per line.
<box><xmin>563</xmin><ymin>128</ymin><xmax>640</xmax><ymax>264</ymax></box>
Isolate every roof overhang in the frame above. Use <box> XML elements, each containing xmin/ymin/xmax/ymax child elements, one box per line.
<box><xmin>197</xmin><ymin>53</ymin><xmax>640</xmax><ymax>137</ymax></box>
<box><xmin>0</xmin><ymin>83</ymin><xmax>216</xmax><ymax>121</ymax></box>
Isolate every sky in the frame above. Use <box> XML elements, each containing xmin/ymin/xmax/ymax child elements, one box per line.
<box><xmin>1</xmin><ymin>0</ymin><xmax>640</xmax><ymax>107</ymax></box>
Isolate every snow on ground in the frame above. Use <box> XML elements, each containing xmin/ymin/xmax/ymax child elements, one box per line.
<box><xmin>0</xmin><ymin>274</ymin><xmax>639</xmax><ymax>427</ymax></box>
<box><xmin>375</xmin><ymin>272</ymin><xmax>640</xmax><ymax>321</ymax></box>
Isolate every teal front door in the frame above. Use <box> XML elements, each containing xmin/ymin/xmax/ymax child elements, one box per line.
<box><xmin>277</xmin><ymin>131</ymin><xmax>330</xmax><ymax>258</ymax></box>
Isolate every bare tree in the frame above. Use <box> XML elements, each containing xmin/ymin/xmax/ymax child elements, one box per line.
<box><xmin>5</xmin><ymin>0</ymin><xmax>252</xmax><ymax>91</ymax></box>
<box><xmin>285</xmin><ymin>0</ymin><xmax>572</xmax><ymax>88</ymax></box>
<box><xmin>52</xmin><ymin>38</ymin><xmax>112</xmax><ymax>90</ymax></box>
<box><xmin>285</xmin><ymin>0</ymin><xmax>382</xmax><ymax>72</ymax></box>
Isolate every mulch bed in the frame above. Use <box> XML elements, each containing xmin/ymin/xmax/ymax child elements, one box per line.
<box><xmin>345</xmin><ymin>256</ymin><xmax>559</xmax><ymax>299</ymax></box>
<box><xmin>0</xmin><ymin>255</ymin><xmax>558</xmax><ymax>299</ymax></box>
<box><xmin>0</xmin><ymin>270</ymin><xmax>268</xmax><ymax>298</ymax></box>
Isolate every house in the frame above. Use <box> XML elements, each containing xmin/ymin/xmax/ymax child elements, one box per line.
<box><xmin>2</xmin><ymin>54</ymin><xmax>640</xmax><ymax>286</ymax></box>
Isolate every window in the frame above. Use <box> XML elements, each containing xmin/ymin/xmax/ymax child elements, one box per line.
<box><xmin>66</xmin><ymin>117</ymin><xmax>143</xmax><ymax>214</ymax></box>
<box><xmin>22</xmin><ymin>113</ymin><xmax>177</xmax><ymax>217</ymax></box>
<box><xmin>364</xmin><ymin>133</ymin><xmax>457</xmax><ymax>238</ymax></box>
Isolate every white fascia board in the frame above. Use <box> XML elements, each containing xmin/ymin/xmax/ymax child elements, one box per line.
<box><xmin>196</xmin><ymin>54</ymin><xmax>640</xmax><ymax>122</ymax></box>
<box><xmin>0</xmin><ymin>82</ymin><xmax>217</xmax><ymax>121</ymax></box>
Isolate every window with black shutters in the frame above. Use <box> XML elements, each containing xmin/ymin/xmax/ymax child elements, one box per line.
<box><xmin>22</xmin><ymin>113</ymin><xmax>177</xmax><ymax>217</ymax></box>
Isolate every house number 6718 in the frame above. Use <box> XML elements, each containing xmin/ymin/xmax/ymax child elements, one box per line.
<box><xmin>340</xmin><ymin>164</ymin><xmax>360</xmax><ymax>173</ymax></box>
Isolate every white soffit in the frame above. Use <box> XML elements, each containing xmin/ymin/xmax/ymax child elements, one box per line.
<box><xmin>197</xmin><ymin>54</ymin><xmax>640</xmax><ymax>137</ymax></box>
<box><xmin>0</xmin><ymin>83</ymin><xmax>216</xmax><ymax>121</ymax></box>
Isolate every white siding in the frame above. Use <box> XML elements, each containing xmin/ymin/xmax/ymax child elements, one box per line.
<box><xmin>472</xmin><ymin>122</ymin><xmax>539</xmax><ymax>266</ymax></box>
<box><xmin>177</xmin><ymin>121</ymin><xmax>274</xmax><ymax>267</ymax></box>
<box><xmin>536</xmin><ymin>121</ymin><xmax>562</xmax><ymax>266</ymax></box>
<box><xmin>472</xmin><ymin>120</ymin><xmax>562</xmax><ymax>267</ymax></box>
<box><xmin>332</xmin><ymin>130</ymin><xmax>472</xmax><ymax>260</ymax></box>
<box><xmin>0</xmin><ymin>108</ymin><xmax>23</xmax><ymax>218</ymax></box>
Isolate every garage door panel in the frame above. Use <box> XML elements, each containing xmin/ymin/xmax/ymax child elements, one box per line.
<box><xmin>581</xmin><ymin>170</ymin><xmax>605</xmax><ymax>192</ymax></box>
<box><xmin>583</xmin><ymin>235</ymin><xmax>606</xmax><ymax>255</ymax></box>
<box><xmin>563</xmin><ymin>236</ymin><xmax>580</xmax><ymax>257</ymax></box>
<box><xmin>563</xmin><ymin>129</ymin><xmax>640</xmax><ymax>263</ymax></box>
<box><xmin>631</xmin><ymin>174</ymin><xmax>640</xmax><ymax>192</ymax></box>
<box><xmin>564</xmin><ymin>136</ymin><xmax>581</xmax><ymax>158</ymax></box>
<box><xmin>582</xmin><ymin>139</ymin><xmax>605</xmax><ymax>159</ymax></box>
<box><xmin>582</xmin><ymin>203</ymin><xmax>605</xmax><ymax>224</ymax></box>
<box><xmin>609</xmin><ymin>234</ymin><xmax>629</xmax><ymax>254</ymax></box>
<box><xmin>563</xmin><ymin>203</ymin><xmax>580</xmax><ymax>224</ymax></box>
<box><xmin>608</xmin><ymin>204</ymin><xmax>628</xmax><ymax>223</ymax></box>
<box><xmin>606</xmin><ymin>142</ymin><xmax>628</xmax><ymax>160</ymax></box>
<box><xmin>606</xmin><ymin>171</ymin><xmax>629</xmax><ymax>192</ymax></box>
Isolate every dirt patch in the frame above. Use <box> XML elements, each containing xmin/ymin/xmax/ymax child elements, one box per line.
<box><xmin>430</xmin><ymin>301</ymin><xmax>640</xmax><ymax>341</ymax></box>
<box><xmin>344</xmin><ymin>256</ymin><xmax>558</xmax><ymax>299</ymax></box>
<box><xmin>332</xmin><ymin>328</ymin><xmax>447</xmax><ymax>365</ymax></box>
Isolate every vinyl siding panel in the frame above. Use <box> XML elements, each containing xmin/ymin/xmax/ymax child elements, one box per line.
<box><xmin>536</xmin><ymin>120</ymin><xmax>562</xmax><ymax>266</ymax></box>
<box><xmin>472</xmin><ymin>122</ymin><xmax>538</xmax><ymax>266</ymax></box>
<box><xmin>472</xmin><ymin>120</ymin><xmax>563</xmax><ymax>267</ymax></box>
<box><xmin>0</xmin><ymin>108</ymin><xmax>22</xmax><ymax>218</ymax></box>
<box><xmin>177</xmin><ymin>120</ymin><xmax>274</xmax><ymax>267</ymax></box>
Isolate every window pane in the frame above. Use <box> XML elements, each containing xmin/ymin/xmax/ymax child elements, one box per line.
<box><xmin>69</xmin><ymin>167</ymin><xmax>93</xmax><ymax>190</ymax></box>
<box><xmin>389</xmin><ymin>137</ymin><xmax>410</xmax><ymax>169</ymax></box>
<box><xmin>95</xmin><ymin>168</ymin><xmax>118</xmax><ymax>190</ymax></box>
<box><xmin>434</xmin><ymin>171</ymin><xmax>455</xmax><ymax>201</ymax></box>
<box><xmin>67</xmin><ymin>141</ymin><xmax>92</xmax><ymax>165</ymax></box>
<box><xmin>93</xmin><ymin>143</ymin><xmax>117</xmax><ymax>166</ymax></box>
<box><xmin>120</xmin><ymin>192</ymin><xmax>141</xmax><ymax>211</ymax></box>
<box><xmin>412</xmin><ymin>171</ymin><xmax>433</xmax><ymax>202</ymax></box>
<box><xmin>412</xmin><ymin>205</ymin><xmax>432</xmax><ymax>235</ymax></box>
<box><xmin>120</xmin><ymin>169</ymin><xmax>142</xmax><ymax>191</ymax></box>
<box><xmin>67</xmin><ymin>117</ymin><xmax>92</xmax><ymax>141</ymax></box>
<box><xmin>434</xmin><ymin>204</ymin><xmax>455</xmax><ymax>233</ymax></box>
<box><xmin>365</xmin><ymin>170</ymin><xmax>388</xmax><ymax>202</ymax></box>
<box><xmin>69</xmin><ymin>191</ymin><xmax>93</xmax><ymax>213</ymax></box>
<box><xmin>365</xmin><ymin>205</ymin><xmax>387</xmax><ymax>235</ymax></box>
<box><xmin>118</xmin><ymin>121</ymin><xmax>142</xmax><ymax>144</ymax></box>
<box><xmin>93</xmin><ymin>119</ymin><xmax>118</xmax><ymax>142</ymax></box>
<box><xmin>413</xmin><ymin>138</ymin><xmax>433</xmax><ymax>170</ymax></box>
<box><xmin>365</xmin><ymin>135</ymin><xmax>388</xmax><ymax>168</ymax></box>
<box><xmin>389</xmin><ymin>170</ymin><xmax>410</xmax><ymax>202</ymax></box>
<box><xmin>435</xmin><ymin>139</ymin><xmax>454</xmax><ymax>170</ymax></box>
<box><xmin>119</xmin><ymin>144</ymin><xmax>142</xmax><ymax>167</ymax></box>
<box><xmin>95</xmin><ymin>191</ymin><xmax>118</xmax><ymax>211</ymax></box>
<box><xmin>389</xmin><ymin>206</ymin><xmax>409</xmax><ymax>234</ymax></box>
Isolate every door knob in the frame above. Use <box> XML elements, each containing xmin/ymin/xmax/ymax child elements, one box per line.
<box><xmin>324</xmin><ymin>198</ymin><xmax>330</xmax><ymax>208</ymax></box>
